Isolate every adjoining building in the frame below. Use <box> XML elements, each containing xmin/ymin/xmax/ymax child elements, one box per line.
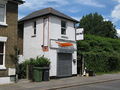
<box><xmin>18</xmin><ymin>7</ymin><xmax>83</xmax><ymax>77</ymax></box>
<box><xmin>0</xmin><ymin>0</ymin><xmax>24</xmax><ymax>84</ymax></box>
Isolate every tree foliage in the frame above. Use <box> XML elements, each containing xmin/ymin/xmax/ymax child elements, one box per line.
<box><xmin>79</xmin><ymin>13</ymin><xmax>118</xmax><ymax>38</ymax></box>
<box><xmin>77</xmin><ymin>35</ymin><xmax>120</xmax><ymax>73</ymax></box>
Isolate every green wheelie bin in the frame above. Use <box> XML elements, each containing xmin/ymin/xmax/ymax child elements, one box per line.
<box><xmin>33</xmin><ymin>67</ymin><xmax>43</xmax><ymax>82</ymax></box>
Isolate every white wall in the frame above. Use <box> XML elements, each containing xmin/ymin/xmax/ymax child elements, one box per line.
<box><xmin>23</xmin><ymin>19</ymin><xmax>44</xmax><ymax>59</ymax></box>
<box><xmin>49</xmin><ymin>16</ymin><xmax>77</xmax><ymax>75</ymax></box>
<box><xmin>22</xmin><ymin>16</ymin><xmax>77</xmax><ymax>76</ymax></box>
<box><xmin>49</xmin><ymin>16</ymin><xmax>76</xmax><ymax>41</ymax></box>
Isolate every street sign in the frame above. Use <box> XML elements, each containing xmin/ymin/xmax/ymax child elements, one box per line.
<box><xmin>76</xmin><ymin>28</ymin><xmax>84</xmax><ymax>40</ymax></box>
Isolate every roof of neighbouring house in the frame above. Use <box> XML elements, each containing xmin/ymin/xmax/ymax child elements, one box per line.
<box><xmin>9</xmin><ymin>0</ymin><xmax>25</xmax><ymax>4</ymax></box>
<box><xmin>19</xmin><ymin>7</ymin><xmax>79</xmax><ymax>23</ymax></box>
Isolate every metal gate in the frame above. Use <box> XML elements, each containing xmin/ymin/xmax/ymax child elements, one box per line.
<box><xmin>57</xmin><ymin>53</ymin><xmax>72</xmax><ymax>77</ymax></box>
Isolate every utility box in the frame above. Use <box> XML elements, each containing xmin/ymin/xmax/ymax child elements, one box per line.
<box><xmin>8</xmin><ymin>68</ymin><xmax>16</xmax><ymax>76</ymax></box>
<box><xmin>8</xmin><ymin>68</ymin><xmax>16</xmax><ymax>82</ymax></box>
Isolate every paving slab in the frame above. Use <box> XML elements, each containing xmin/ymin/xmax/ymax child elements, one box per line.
<box><xmin>0</xmin><ymin>73</ymin><xmax>120</xmax><ymax>90</ymax></box>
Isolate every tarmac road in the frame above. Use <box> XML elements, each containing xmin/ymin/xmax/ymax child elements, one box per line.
<box><xmin>57</xmin><ymin>80</ymin><xmax>120</xmax><ymax>90</ymax></box>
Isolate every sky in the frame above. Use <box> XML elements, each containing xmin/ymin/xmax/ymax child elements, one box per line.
<box><xmin>19</xmin><ymin>0</ymin><xmax>120</xmax><ymax>34</ymax></box>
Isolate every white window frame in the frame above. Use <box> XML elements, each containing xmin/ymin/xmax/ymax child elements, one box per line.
<box><xmin>0</xmin><ymin>1</ymin><xmax>7</xmax><ymax>26</ymax></box>
<box><xmin>0</xmin><ymin>42</ymin><xmax>6</xmax><ymax>69</ymax></box>
<box><xmin>0</xmin><ymin>36</ymin><xmax>7</xmax><ymax>69</ymax></box>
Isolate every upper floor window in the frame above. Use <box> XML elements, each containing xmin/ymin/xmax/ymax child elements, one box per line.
<box><xmin>32</xmin><ymin>21</ymin><xmax>36</xmax><ymax>37</ymax></box>
<box><xmin>61</xmin><ymin>21</ymin><xmax>67</xmax><ymax>35</ymax></box>
<box><xmin>0</xmin><ymin>4</ymin><xmax>6</xmax><ymax>24</ymax></box>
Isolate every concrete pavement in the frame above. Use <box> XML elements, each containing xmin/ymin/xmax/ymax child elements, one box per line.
<box><xmin>0</xmin><ymin>73</ymin><xmax>120</xmax><ymax>90</ymax></box>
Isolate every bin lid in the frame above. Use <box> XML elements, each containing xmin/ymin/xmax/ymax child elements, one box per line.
<box><xmin>33</xmin><ymin>67</ymin><xmax>50</xmax><ymax>69</ymax></box>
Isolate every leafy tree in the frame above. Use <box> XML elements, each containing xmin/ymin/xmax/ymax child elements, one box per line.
<box><xmin>79</xmin><ymin>13</ymin><xmax>118</xmax><ymax>38</ymax></box>
<box><xmin>77</xmin><ymin>35</ymin><xmax>120</xmax><ymax>73</ymax></box>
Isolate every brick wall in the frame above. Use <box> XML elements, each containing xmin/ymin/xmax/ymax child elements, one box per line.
<box><xmin>0</xmin><ymin>1</ymin><xmax>18</xmax><ymax>77</ymax></box>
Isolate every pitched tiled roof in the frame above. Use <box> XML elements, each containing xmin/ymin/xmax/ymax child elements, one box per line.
<box><xmin>19</xmin><ymin>7</ymin><xmax>79</xmax><ymax>23</ymax></box>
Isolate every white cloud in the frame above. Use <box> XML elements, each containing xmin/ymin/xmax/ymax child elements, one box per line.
<box><xmin>111</xmin><ymin>0</ymin><xmax>120</xmax><ymax>22</ymax></box>
<box><xmin>18</xmin><ymin>14</ymin><xmax>25</xmax><ymax>20</ymax></box>
<box><xmin>72</xmin><ymin>16</ymin><xmax>81</xmax><ymax>21</ymax></box>
<box><xmin>111</xmin><ymin>4</ymin><xmax>120</xmax><ymax>20</ymax></box>
<box><xmin>19</xmin><ymin>0</ymin><xmax>106</xmax><ymax>20</ymax></box>
<box><xmin>20</xmin><ymin>0</ymin><xmax>106</xmax><ymax>11</ymax></box>
<box><xmin>103</xmin><ymin>18</ymin><xmax>109</xmax><ymax>21</ymax></box>
<box><xmin>113</xmin><ymin>0</ymin><xmax>120</xmax><ymax>3</ymax></box>
<box><xmin>20</xmin><ymin>0</ymin><xmax>69</xmax><ymax>10</ymax></box>
<box><xmin>117</xmin><ymin>29</ymin><xmax>120</xmax><ymax>37</ymax></box>
<box><xmin>68</xmin><ymin>8</ymin><xmax>80</xmax><ymax>13</ymax></box>
<box><xmin>103</xmin><ymin>15</ymin><xmax>111</xmax><ymax>22</ymax></box>
<box><xmin>76</xmin><ymin>0</ymin><xmax>105</xmax><ymax>8</ymax></box>
<box><xmin>19</xmin><ymin>0</ymin><xmax>70</xmax><ymax>18</ymax></box>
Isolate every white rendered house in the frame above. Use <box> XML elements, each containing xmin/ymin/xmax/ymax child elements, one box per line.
<box><xmin>18</xmin><ymin>7</ymin><xmax>83</xmax><ymax>77</ymax></box>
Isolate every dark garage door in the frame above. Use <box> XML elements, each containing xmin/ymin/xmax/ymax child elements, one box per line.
<box><xmin>57</xmin><ymin>53</ymin><xmax>72</xmax><ymax>77</ymax></box>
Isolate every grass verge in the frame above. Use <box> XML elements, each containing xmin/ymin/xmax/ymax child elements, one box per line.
<box><xmin>96</xmin><ymin>71</ymin><xmax>120</xmax><ymax>75</ymax></box>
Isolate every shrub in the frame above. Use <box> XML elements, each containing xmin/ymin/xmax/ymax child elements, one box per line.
<box><xmin>34</xmin><ymin>56</ymin><xmax>51</xmax><ymax>67</ymax></box>
<box><xmin>18</xmin><ymin>56</ymin><xmax>51</xmax><ymax>79</ymax></box>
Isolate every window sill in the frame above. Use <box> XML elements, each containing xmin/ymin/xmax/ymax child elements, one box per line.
<box><xmin>61</xmin><ymin>35</ymin><xmax>68</xmax><ymax>39</ymax></box>
<box><xmin>0</xmin><ymin>23</ymin><xmax>8</xmax><ymax>27</ymax></box>
<box><xmin>31</xmin><ymin>34</ymin><xmax>36</xmax><ymax>37</ymax></box>
<box><xmin>0</xmin><ymin>66</ymin><xmax>6</xmax><ymax>70</ymax></box>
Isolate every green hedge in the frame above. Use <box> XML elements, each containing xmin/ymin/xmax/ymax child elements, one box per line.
<box><xmin>77</xmin><ymin>35</ymin><xmax>120</xmax><ymax>73</ymax></box>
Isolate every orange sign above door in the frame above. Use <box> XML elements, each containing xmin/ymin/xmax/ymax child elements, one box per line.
<box><xmin>56</xmin><ymin>42</ymin><xmax>73</xmax><ymax>47</ymax></box>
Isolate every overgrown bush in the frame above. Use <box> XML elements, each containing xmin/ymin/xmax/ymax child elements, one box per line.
<box><xmin>34</xmin><ymin>57</ymin><xmax>51</xmax><ymax>67</ymax></box>
<box><xmin>77</xmin><ymin>34</ymin><xmax>120</xmax><ymax>73</ymax></box>
<box><xmin>18</xmin><ymin>56</ymin><xmax>50</xmax><ymax>79</ymax></box>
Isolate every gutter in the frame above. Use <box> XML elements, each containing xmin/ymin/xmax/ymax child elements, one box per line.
<box><xmin>8</xmin><ymin>0</ymin><xmax>25</xmax><ymax>4</ymax></box>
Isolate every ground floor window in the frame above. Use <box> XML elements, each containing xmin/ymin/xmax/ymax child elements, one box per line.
<box><xmin>0</xmin><ymin>42</ymin><xmax>4</xmax><ymax>65</ymax></box>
